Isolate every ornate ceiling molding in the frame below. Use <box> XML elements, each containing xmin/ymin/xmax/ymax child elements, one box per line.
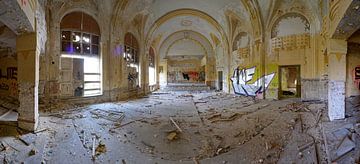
<box><xmin>146</xmin><ymin>8</ymin><xmax>228</xmax><ymax>53</ymax></box>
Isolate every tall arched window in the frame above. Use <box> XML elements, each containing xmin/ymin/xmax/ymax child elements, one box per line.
<box><xmin>60</xmin><ymin>12</ymin><xmax>102</xmax><ymax>97</ymax></box>
<box><xmin>124</xmin><ymin>33</ymin><xmax>139</xmax><ymax>88</ymax></box>
<box><xmin>148</xmin><ymin>47</ymin><xmax>156</xmax><ymax>85</ymax></box>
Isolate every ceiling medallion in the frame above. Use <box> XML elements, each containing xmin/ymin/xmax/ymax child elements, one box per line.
<box><xmin>181</xmin><ymin>20</ymin><xmax>192</xmax><ymax>27</ymax></box>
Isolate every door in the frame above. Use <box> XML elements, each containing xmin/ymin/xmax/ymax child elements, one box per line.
<box><xmin>218</xmin><ymin>71</ymin><xmax>223</xmax><ymax>91</ymax></box>
<box><xmin>279</xmin><ymin>65</ymin><xmax>301</xmax><ymax>98</ymax></box>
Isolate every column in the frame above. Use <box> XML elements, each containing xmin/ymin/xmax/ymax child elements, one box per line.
<box><xmin>327</xmin><ymin>39</ymin><xmax>347</xmax><ymax>121</ymax></box>
<box><xmin>16</xmin><ymin>33</ymin><xmax>39</xmax><ymax>131</ymax></box>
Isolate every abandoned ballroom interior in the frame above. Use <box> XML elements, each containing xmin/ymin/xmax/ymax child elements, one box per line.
<box><xmin>0</xmin><ymin>0</ymin><xmax>359</xmax><ymax>163</ymax></box>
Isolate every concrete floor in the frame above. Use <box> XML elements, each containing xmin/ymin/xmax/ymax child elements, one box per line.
<box><xmin>0</xmin><ymin>91</ymin><xmax>358</xmax><ymax>163</ymax></box>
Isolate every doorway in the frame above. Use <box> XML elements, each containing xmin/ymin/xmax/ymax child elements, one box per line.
<box><xmin>218</xmin><ymin>71</ymin><xmax>223</xmax><ymax>91</ymax></box>
<box><xmin>279</xmin><ymin>65</ymin><xmax>301</xmax><ymax>98</ymax></box>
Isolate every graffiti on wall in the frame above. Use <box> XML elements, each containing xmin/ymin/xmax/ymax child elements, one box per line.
<box><xmin>0</xmin><ymin>67</ymin><xmax>17</xmax><ymax>80</ymax></box>
<box><xmin>0</xmin><ymin>67</ymin><xmax>18</xmax><ymax>97</ymax></box>
<box><xmin>168</xmin><ymin>71</ymin><xmax>204</xmax><ymax>82</ymax></box>
<box><xmin>230</xmin><ymin>67</ymin><xmax>275</xmax><ymax>96</ymax></box>
<box><xmin>352</xmin><ymin>66</ymin><xmax>360</xmax><ymax>89</ymax></box>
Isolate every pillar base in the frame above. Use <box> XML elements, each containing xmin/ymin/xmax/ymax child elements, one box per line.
<box><xmin>18</xmin><ymin>119</ymin><xmax>38</xmax><ymax>131</ymax></box>
<box><xmin>328</xmin><ymin>80</ymin><xmax>346</xmax><ymax>121</ymax></box>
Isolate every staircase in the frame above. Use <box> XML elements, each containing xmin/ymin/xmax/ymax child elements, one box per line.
<box><xmin>0</xmin><ymin>98</ymin><xmax>19</xmax><ymax>126</ymax></box>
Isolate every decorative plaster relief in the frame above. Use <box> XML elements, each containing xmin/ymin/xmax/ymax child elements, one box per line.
<box><xmin>271</xmin><ymin>33</ymin><xmax>310</xmax><ymax>52</ymax></box>
<box><xmin>272</xmin><ymin>13</ymin><xmax>310</xmax><ymax>38</ymax></box>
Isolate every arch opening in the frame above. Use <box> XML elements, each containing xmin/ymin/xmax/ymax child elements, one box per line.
<box><xmin>60</xmin><ymin>12</ymin><xmax>102</xmax><ymax>97</ymax></box>
<box><xmin>124</xmin><ymin>32</ymin><xmax>140</xmax><ymax>89</ymax></box>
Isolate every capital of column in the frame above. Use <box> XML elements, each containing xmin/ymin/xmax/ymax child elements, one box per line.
<box><xmin>327</xmin><ymin>38</ymin><xmax>347</xmax><ymax>55</ymax></box>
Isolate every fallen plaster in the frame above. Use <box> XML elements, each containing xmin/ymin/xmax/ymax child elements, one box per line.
<box><xmin>1</xmin><ymin>90</ymin><xmax>357</xmax><ymax>163</ymax></box>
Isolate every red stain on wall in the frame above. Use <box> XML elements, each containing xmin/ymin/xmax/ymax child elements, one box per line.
<box><xmin>21</xmin><ymin>0</ymin><xmax>27</xmax><ymax>6</ymax></box>
<box><xmin>353</xmin><ymin>66</ymin><xmax>360</xmax><ymax>89</ymax></box>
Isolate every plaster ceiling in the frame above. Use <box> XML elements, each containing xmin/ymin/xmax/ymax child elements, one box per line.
<box><xmin>152</xmin><ymin>15</ymin><xmax>219</xmax><ymax>50</ymax></box>
<box><xmin>0</xmin><ymin>0</ymin><xmax>35</xmax><ymax>34</ymax></box>
<box><xmin>0</xmin><ymin>21</ymin><xmax>16</xmax><ymax>50</ymax></box>
<box><xmin>167</xmin><ymin>39</ymin><xmax>205</xmax><ymax>58</ymax></box>
<box><xmin>348</xmin><ymin>29</ymin><xmax>360</xmax><ymax>44</ymax></box>
<box><xmin>332</xmin><ymin>0</ymin><xmax>360</xmax><ymax>39</ymax></box>
<box><xmin>159</xmin><ymin>30</ymin><xmax>213</xmax><ymax>61</ymax></box>
<box><xmin>122</xmin><ymin>0</ymin><xmax>251</xmax><ymax>54</ymax></box>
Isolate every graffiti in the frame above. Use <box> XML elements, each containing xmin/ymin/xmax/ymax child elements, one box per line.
<box><xmin>230</xmin><ymin>67</ymin><xmax>275</xmax><ymax>96</ymax></box>
<box><xmin>128</xmin><ymin>72</ymin><xmax>138</xmax><ymax>82</ymax></box>
<box><xmin>188</xmin><ymin>71</ymin><xmax>199</xmax><ymax>80</ymax></box>
<box><xmin>0</xmin><ymin>81</ymin><xmax>17</xmax><ymax>97</ymax></box>
<box><xmin>169</xmin><ymin>71</ymin><xmax>202</xmax><ymax>82</ymax></box>
<box><xmin>352</xmin><ymin>66</ymin><xmax>360</xmax><ymax>89</ymax></box>
<box><xmin>0</xmin><ymin>67</ymin><xmax>17</xmax><ymax>97</ymax></box>
<box><xmin>0</xmin><ymin>83</ymin><xmax>9</xmax><ymax>90</ymax></box>
<box><xmin>0</xmin><ymin>67</ymin><xmax>17</xmax><ymax>80</ymax></box>
<box><xmin>182</xmin><ymin>73</ymin><xmax>190</xmax><ymax>80</ymax></box>
<box><xmin>199</xmin><ymin>71</ymin><xmax>205</xmax><ymax>81</ymax></box>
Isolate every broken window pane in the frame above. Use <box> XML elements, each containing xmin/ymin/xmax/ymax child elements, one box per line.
<box><xmin>72</xmin><ymin>32</ymin><xmax>81</xmax><ymax>43</ymax></box>
<box><xmin>61</xmin><ymin>31</ymin><xmax>71</xmax><ymax>41</ymax></box>
<box><xmin>73</xmin><ymin>43</ymin><xmax>81</xmax><ymax>54</ymax></box>
<box><xmin>82</xmin><ymin>33</ymin><xmax>91</xmax><ymax>43</ymax></box>
<box><xmin>83</xmin><ymin>44</ymin><xmax>91</xmax><ymax>54</ymax></box>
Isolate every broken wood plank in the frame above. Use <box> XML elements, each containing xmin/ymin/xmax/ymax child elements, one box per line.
<box><xmin>210</xmin><ymin>113</ymin><xmax>242</xmax><ymax>123</ymax></box>
<box><xmin>170</xmin><ymin>117</ymin><xmax>183</xmax><ymax>132</ymax></box>
<box><xmin>207</xmin><ymin>113</ymin><xmax>221</xmax><ymax>121</ymax></box>
<box><xmin>193</xmin><ymin>157</ymin><xmax>200</xmax><ymax>164</ymax></box>
<box><xmin>141</xmin><ymin>141</ymin><xmax>155</xmax><ymax>149</ymax></box>
<box><xmin>298</xmin><ymin>141</ymin><xmax>314</xmax><ymax>152</ymax></box>
<box><xmin>92</xmin><ymin>137</ymin><xmax>96</xmax><ymax>160</ymax></box>
<box><xmin>299</xmin><ymin>114</ymin><xmax>303</xmax><ymax>133</ymax></box>
<box><xmin>114</xmin><ymin>118</ymin><xmax>145</xmax><ymax>128</ymax></box>
<box><xmin>33</xmin><ymin>128</ymin><xmax>48</xmax><ymax>134</ymax></box>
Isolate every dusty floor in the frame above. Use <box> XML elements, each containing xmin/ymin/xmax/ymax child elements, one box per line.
<box><xmin>0</xmin><ymin>91</ymin><xmax>359</xmax><ymax>163</ymax></box>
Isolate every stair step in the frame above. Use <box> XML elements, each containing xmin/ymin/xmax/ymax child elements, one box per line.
<box><xmin>0</xmin><ymin>110</ymin><xmax>18</xmax><ymax>126</ymax></box>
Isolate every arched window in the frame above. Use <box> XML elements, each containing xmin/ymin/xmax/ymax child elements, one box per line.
<box><xmin>124</xmin><ymin>33</ymin><xmax>139</xmax><ymax>65</ymax></box>
<box><xmin>149</xmin><ymin>47</ymin><xmax>156</xmax><ymax>85</ymax></box>
<box><xmin>271</xmin><ymin>13</ymin><xmax>310</xmax><ymax>51</ymax></box>
<box><xmin>124</xmin><ymin>33</ymin><xmax>140</xmax><ymax>88</ymax></box>
<box><xmin>60</xmin><ymin>12</ymin><xmax>102</xmax><ymax>97</ymax></box>
<box><xmin>271</xmin><ymin>13</ymin><xmax>310</xmax><ymax>38</ymax></box>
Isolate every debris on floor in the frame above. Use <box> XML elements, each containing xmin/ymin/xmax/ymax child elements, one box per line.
<box><xmin>167</xmin><ymin>131</ymin><xmax>178</xmax><ymax>141</ymax></box>
<box><xmin>0</xmin><ymin>91</ymin><xmax>358</xmax><ymax>163</ymax></box>
<box><xmin>95</xmin><ymin>141</ymin><xmax>107</xmax><ymax>156</ymax></box>
<box><xmin>90</xmin><ymin>109</ymin><xmax>125</xmax><ymax>122</ymax></box>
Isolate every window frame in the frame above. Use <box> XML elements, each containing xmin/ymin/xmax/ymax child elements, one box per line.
<box><xmin>61</xmin><ymin>29</ymin><xmax>100</xmax><ymax>56</ymax></box>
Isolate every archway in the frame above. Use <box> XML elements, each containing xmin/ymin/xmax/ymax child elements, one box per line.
<box><xmin>124</xmin><ymin>32</ymin><xmax>140</xmax><ymax>89</ymax></box>
<box><xmin>60</xmin><ymin>12</ymin><xmax>102</xmax><ymax>97</ymax></box>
